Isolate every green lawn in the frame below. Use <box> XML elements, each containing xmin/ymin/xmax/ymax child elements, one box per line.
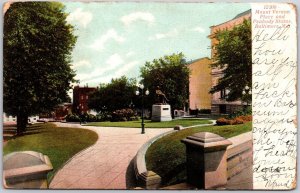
<box><xmin>3</xmin><ymin>123</ymin><xmax>98</xmax><ymax>182</ymax></box>
<box><xmin>86</xmin><ymin>119</ymin><xmax>212</xmax><ymax>128</ymax></box>
<box><xmin>145</xmin><ymin>122</ymin><xmax>252</xmax><ymax>186</ymax></box>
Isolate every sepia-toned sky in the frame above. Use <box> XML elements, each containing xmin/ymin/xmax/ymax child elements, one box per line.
<box><xmin>64</xmin><ymin>2</ymin><xmax>250</xmax><ymax>86</ymax></box>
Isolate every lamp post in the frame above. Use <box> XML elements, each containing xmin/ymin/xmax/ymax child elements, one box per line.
<box><xmin>136</xmin><ymin>83</ymin><xmax>149</xmax><ymax>134</ymax></box>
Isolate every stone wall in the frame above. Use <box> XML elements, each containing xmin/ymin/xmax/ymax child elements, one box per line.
<box><xmin>227</xmin><ymin>132</ymin><xmax>253</xmax><ymax>189</ymax></box>
<box><xmin>136</xmin><ymin>130</ymin><xmax>253</xmax><ymax>190</ymax></box>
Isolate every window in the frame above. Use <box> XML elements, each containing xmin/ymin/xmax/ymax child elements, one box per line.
<box><xmin>86</xmin><ymin>95</ymin><xmax>88</xmax><ymax>99</ymax></box>
<box><xmin>220</xmin><ymin>89</ymin><xmax>226</xmax><ymax>99</ymax></box>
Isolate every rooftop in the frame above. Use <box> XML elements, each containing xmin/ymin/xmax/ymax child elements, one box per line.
<box><xmin>210</xmin><ymin>9</ymin><xmax>251</xmax><ymax>28</ymax></box>
<box><xmin>232</xmin><ymin>9</ymin><xmax>251</xmax><ymax>20</ymax></box>
<box><xmin>186</xmin><ymin>57</ymin><xmax>211</xmax><ymax>65</ymax></box>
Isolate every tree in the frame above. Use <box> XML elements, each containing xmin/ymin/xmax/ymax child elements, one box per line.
<box><xmin>88</xmin><ymin>76</ymin><xmax>137</xmax><ymax>113</ymax></box>
<box><xmin>140</xmin><ymin>53</ymin><xmax>190</xmax><ymax>117</ymax></box>
<box><xmin>3</xmin><ymin>2</ymin><xmax>77</xmax><ymax>134</ymax></box>
<box><xmin>210</xmin><ymin>19</ymin><xmax>251</xmax><ymax>102</ymax></box>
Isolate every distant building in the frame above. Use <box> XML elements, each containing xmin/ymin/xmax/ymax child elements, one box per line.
<box><xmin>187</xmin><ymin>57</ymin><xmax>212</xmax><ymax>111</ymax></box>
<box><xmin>208</xmin><ymin>10</ymin><xmax>251</xmax><ymax>114</ymax></box>
<box><xmin>73</xmin><ymin>85</ymin><xmax>97</xmax><ymax>114</ymax></box>
<box><xmin>54</xmin><ymin>103</ymin><xmax>73</xmax><ymax>120</ymax></box>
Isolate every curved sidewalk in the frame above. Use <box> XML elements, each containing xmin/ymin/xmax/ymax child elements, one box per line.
<box><xmin>49</xmin><ymin>123</ymin><xmax>172</xmax><ymax>189</ymax></box>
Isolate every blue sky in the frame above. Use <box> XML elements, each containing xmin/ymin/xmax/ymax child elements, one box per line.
<box><xmin>64</xmin><ymin>2</ymin><xmax>250</xmax><ymax>87</ymax></box>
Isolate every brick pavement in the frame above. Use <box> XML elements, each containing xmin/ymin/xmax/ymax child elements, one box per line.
<box><xmin>49</xmin><ymin>123</ymin><xmax>172</xmax><ymax>189</ymax></box>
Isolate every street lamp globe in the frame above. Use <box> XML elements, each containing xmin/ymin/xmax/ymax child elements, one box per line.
<box><xmin>139</xmin><ymin>84</ymin><xmax>144</xmax><ymax>89</ymax></box>
<box><xmin>145</xmin><ymin>89</ymin><xmax>150</xmax><ymax>96</ymax></box>
<box><xmin>135</xmin><ymin>90</ymin><xmax>140</xmax><ymax>96</ymax></box>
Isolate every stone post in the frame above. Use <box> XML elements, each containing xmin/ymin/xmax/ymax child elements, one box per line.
<box><xmin>181</xmin><ymin>132</ymin><xmax>232</xmax><ymax>189</ymax></box>
<box><xmin>3</xmin><ymin>151</ymin><xmax>53</xmax><ymax>189</ymax></box>
<box><xmin>151</xmin><ymin>104</ymin><xmax>172</xmax><ymax>122</ymax></box>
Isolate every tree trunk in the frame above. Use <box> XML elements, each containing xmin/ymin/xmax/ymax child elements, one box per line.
<box><xmin>16</xmin><ymin>113</ymin><xmax>28</xmax><ymax>135</ymax></box>
<box><xmin>171</xmin><ymin>106</ymin><xmax>175</xmax><ymax>119</ymax></box>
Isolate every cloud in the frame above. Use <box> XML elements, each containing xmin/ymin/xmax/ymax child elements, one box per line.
<box><xmin>90</xmin><ymin>29</ymin><xmax>125</xmax><ymax>51</ymax></box>
<box><xmin>192</xmin><ymin>26</ymin><xmax>205</xmax><ymax>33</ymax></box>
<box><xmin>148</xmin><ymin>29</ymin><xmax>178</xmax><ymax>40</ymax></box>
<box><xmin>76</xmin><ymin>54</ymin><xmax>124</xmax><ymax>82</ymax></box>
<box><xmin>76</xmin><ymin>73</ymin><xmax>89</xmax><ymax>82</ymax></box>
<box><xmin>77</xmin><ymin>59</ymin><xmax>139</xmax><ymax>85</ymax></box>
<box><xmin>115</xmin><ymin>61</ymin><xmax>139</xmax><ymax>77</ymax></box>
<box><xmin>121</xmin><ymin>12</ymin><xmax>155</xmax><ymax>26</ymax></box>
<box><xmin>83</xmin><ymin>75</ymin><xmax>112</xmax><ymax>84</ymax></box>
<box><xmin>71</xmin><ymin>60</ymin><xmax>92</xmax><ymax>69</ymax></box>
<box><xmin>105</xmin><ymin>53</ymin><xmax>124</xmax><ymax>67</ymax></box>
<box><xmin>126</xmin><ymin>51</ymin><xmax>135</xmax><ymax>58</ymax></box>
<box><xmin>66</xmin><ymin>8</ymin><xmax>93</xmax><ymax>28</ymax></box>
<box><xmin>84</xmin><ymin>59</ymin><xmax>137</xmax><ymax>84</ymax></box>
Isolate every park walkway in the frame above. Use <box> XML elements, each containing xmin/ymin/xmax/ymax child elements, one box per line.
<box><xmin>49</xmin><ymin>123</ymin><xmax>173</xmax><ymax>189</ymax></box>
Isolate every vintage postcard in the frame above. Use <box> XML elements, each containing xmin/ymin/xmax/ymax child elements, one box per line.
<box><xmin>2</xmin><ymin>1</ymin><xmax>297</xmax><ymax>190</ymax></box>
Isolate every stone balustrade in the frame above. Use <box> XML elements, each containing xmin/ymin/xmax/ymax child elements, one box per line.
<box><xmin>226</xmin><ymin>132</ymin><xmax>253</xmax><ymax>189</ymax></box>
<box><xmin>135</xmin><ymin>130</ymin><xmax>253</xmax><ymax>190</ymax></box>
<box><xmin>134</xmin><ymin>130</ymin><xmax>177</xmax><ymax>189</ymax></box>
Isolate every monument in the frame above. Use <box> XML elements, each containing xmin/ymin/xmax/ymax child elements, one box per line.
<box><xmin>151</xmin><ymin>86</ymin><xmax>172</xmax><ymax>122</ymax></box>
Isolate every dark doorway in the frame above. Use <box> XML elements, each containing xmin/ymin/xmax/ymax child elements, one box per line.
<box><xmin>219</xmin><ymin>105</ymin><xmax>226</xmax><ymax>114</ymax></box>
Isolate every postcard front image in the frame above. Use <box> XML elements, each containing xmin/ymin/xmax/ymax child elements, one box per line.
<box><xmin>2</xmin><ymin>1</ymin><xmax>297</xmax><ymax>190</ymax></box>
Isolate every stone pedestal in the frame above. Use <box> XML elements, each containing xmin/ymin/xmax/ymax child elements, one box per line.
<box><xmin>181</xmin><ymin>132</ymin><xmax>232</xmax><ymax>189</ymax></box>
<box><xmin>137</xmin><ymin>171</ymin><xmax>161</xmax><ymax>189</ymax></box>
<box><xmin>3</xmin><ymin>151</ymin><xmax>53</xmax><ymax>189</ymax></box>
<box><xmin>151</xmin><ymin>104</ymin><xmax>172</xmax><ymax>122</ymax></box>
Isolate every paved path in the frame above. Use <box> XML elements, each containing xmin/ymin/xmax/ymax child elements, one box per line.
<box><xmin>49</xmin><ymin>123</ymin><xmax>173</xmax><ymax>189</ymax></box>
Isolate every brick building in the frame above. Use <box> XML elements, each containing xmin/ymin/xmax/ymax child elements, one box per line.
<box><xmin>54</xmin><ymin>103</ymin><xmax>73</xmax><ymax>120</ymax></box>
<box><xmin>73</xmin><ymin>86</ymin><xmax>97</xmax><ymax>114</ymax></box>
<box><xmin>187</xmin><ymin>57</ymin><xmax>212</xmax><ymax>111</ymax></box>
<box><xmin>208</xmin><ymin>10</ymin><xmax>251</xmax><ymax>114</ymax></box>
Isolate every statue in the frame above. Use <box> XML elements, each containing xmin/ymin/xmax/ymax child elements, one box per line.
<box><xmin>152</xmin><ymin>86</ymin><xmax>172</xmax><ymax>122</ymax></box>
<box><xmin>155</xmin><ymin>86</ymin><xmax>168</xmax><ymax>104</ymax></box>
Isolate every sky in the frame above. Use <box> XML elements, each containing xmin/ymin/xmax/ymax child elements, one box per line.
<box><xmin>64</xmin><ymin>2</ymin><xmax>250</xmax><ymax>87</ymax></box>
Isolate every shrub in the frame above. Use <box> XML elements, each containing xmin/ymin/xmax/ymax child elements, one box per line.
<box><xmin>228</xmin><ymin>106</ymin><xmax>252</xmax><ymax>119</ymax></box>
<box><xmin>237</xmin><ymin>115</ymin><xmax>252</xmax><ymax>122</ymax></box>
<box><xmin>216</xmin><ymin>118</ymin><xmax>229</xmax><ymax>125</ymax></box>
<box><xmin>66</xmin><ymin>114</ymin><xmax>80</xmax><ymax>122</ymax></box>
<box><xmin>234</xmin><ymin>117</ymin><xmax>244</xmax><ymax>124</ymax></box>
<box><xmin>66</xmin><ymin>113</ymin><xmax>105</xmax><ymax>122</ymax></box>
<box><xmin>198</xmin><ymin>109</ymin><xmax>211</xmax><ymax>114</ymax></box>
<box><xmin>189</xmin><ymin>109</ymin><xmax>198</xmax><ymax>115</ymax></box>
<box><xmin>111</xmin><ymin>108</ymin><xmax>135</xmax><ymax>122</ymax></box>
<box><xmin>216</xmin><ymin>115</ymin><xmax>252</xmax><ymax>125</ymax></box>
<box><xmin>129</xmin><ymin>116</ymin><xmax>139</xmax><ymax>121</ymax></box>
<box><xmin>85</xmin><ymin>114</ymin><xmax>97</xmax><ymax>122</ymax></box>
<box><xmin>96</xmin><ymin>112</ymin><xmax>111</xmax><ymax>121</ymax></box>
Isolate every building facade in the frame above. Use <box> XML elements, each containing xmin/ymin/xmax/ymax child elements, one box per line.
<box><xmin>187</xmin><ymin>57</ymin><xmax>212</xmax><ymax>111</ymax></box>
<box><xmin>54</xmin><ymin>103</ymin><xmax>73</xmax><ymax>120</ymax></box>
<box><xmin>73</xmin><ymin>86</ymin><xmax>97</xmax><ymax>114</ymax></box>
<box><xmin>208</xmin><ymin>10</ymin><xmax>251</xmax><ymax>114</ymax></box>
